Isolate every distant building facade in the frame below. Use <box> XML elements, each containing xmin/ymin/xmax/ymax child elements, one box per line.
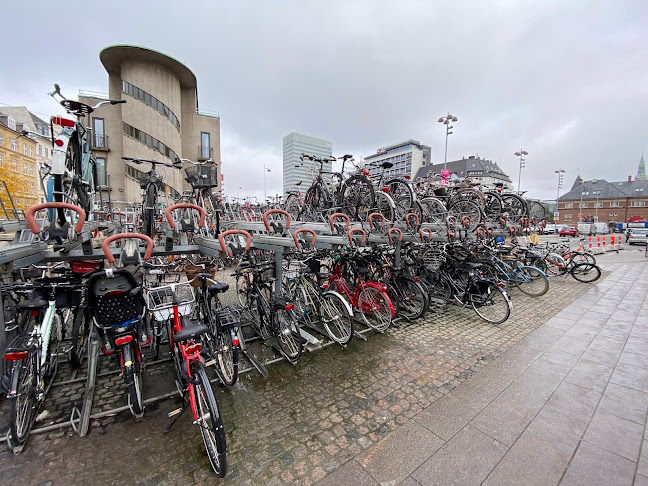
<box><xmin>78</xmin><ymin>44</ymin><xmax>221</xmax><ymax>208</ymax></box>
<box><xmin>558</xmin><ymin>172</ymin><xmax>648</xmax><ymax>225</ymax></box>
<box><xmin>0</xmin><ymin>114</ymin><xmax>39</xmax><ymax>212</ymax></box>
<box><xmin>282</xmin><ymin>132</ymin><xmax>332</xmax><ymax>197</ymax></box>
<box><xmin>363</xmin><ymin>139</ymin><xmax>430</xmax><ymax>182</ymax></box>
<box><xmin>414</xmin><ymin>155</ymin><xmax>512</xmax><ymax>189</ymax></box>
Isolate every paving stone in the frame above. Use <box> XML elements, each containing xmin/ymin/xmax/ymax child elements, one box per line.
<box><xmin>561</xmin><ymin>441</ymin><xmax>636</xmax><ymax>486</ymax></box>
<box><xmin>639</xmin><ymin>440</ymin><xmax>648</xmax><ymax>477</ymax></box>
<box><xmin>583</xmin><ymin>410</ymin><xmax>644</xmax><ymax>462</ymax></box>
<box><xmin>315</xmin><ymin>459</ymin><xmax>379</xmax><ymax>486</ymax></box>
<box><xmin>544</xmin><ymin>382</ymin><xmax>601</xmax><ymax>424</ymax></box>
<box><xmin>357</xmin><ymin>420</ymin><xmax>443</xmax><ymax>485</ymax></box>
<box><xmin>564</xmin><ymin>358</ymin><xmax>614</xmax><ymax>393</ymax></box>
<box><xmin>597</xmin><ymin>382</ymin><xmax>648</xmax><ymax>425</ymax></box>
<box><xmin>525</xmin><ymin>407</ymin><xmax>586</xmax><ymax>453</ymax></box>
<box><xmin>414</xmin><ymin>394</ymin><xmax>482</xmax><ymax>441</ymax></box>
<box><xmin>483</xmin><ymin>431</ymin><xmax>571</xmax><ymax>486</ymax></box>
<box><xmin>610</xmin><ymin>362</ymin><xmax>648</xmax><ymax>393</ymax></box>
<box><xmin>412</xmin><ymin>425</ymin><xmax>507</xmax><ymax>486</ymax></box>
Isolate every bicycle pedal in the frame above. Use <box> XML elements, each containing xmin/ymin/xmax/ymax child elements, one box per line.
<box><xmin>204</xmin><ymin>359</ymin><xmax>216</xmax><ymax>367</ymax></box>
<box><xmin>168</xmin><ymin>408</ymin><xmax>183</xmax><ymax>418</ymax></box>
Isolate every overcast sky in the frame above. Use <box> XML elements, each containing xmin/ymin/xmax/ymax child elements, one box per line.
<box><xmin>1</xmin><ymin>0</ymin><xmax>646</xmax><ymax>202</ymax></box>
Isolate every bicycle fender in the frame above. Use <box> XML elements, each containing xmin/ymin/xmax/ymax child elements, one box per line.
<box><xmin>363</xmin><ymin>282</ymin><xmax>395</xmax><ymax>315</ymax></box>
<box><xmin>322</xmin><ymin>290</ymin><xmax>354</xmax><ymax>317</ymax></box>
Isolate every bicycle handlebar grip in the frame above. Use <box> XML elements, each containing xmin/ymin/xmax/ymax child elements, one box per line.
<box><xmin>420</xmin><ymin>228</ymin><xmax>433</xmax><ymax>242</ymax></box>
<box><xmin>461</xmin><ymin>215</ymin><xmax>471</xmax><ymax>229</ymax></box>
<box><xmin>328</xmin><ymin>213</ymin><xmax>351</xmax><ymax>232</ymax></box>
<box><xmin>292</xmin><ymin>228</ymin><xmax>317</xmax><ymax>249</ymax></box>
<box><xmin>262</xmin><ymin>209</ymin><xmax>291</xmax><ymax>231</ymax></box>
<box><xmin>388</xmin><ymin>228</ymin><xmax>402</xmax><ymax>243</ymax></box>
<box><xmin>25</xmin><ymin>202</ymin><xmax>86</xmax><ymax>234</ymax></box>
<box><xmin>218</xmin><ymin>230</ymin><xmax>252</xmax><ymax>253</ymax></box>
<box><xmin>348</xmin><ymin>228</ymin><xmax>367</xmax><ymax>246</ymax></box>
<box><xmin>101</xmin><ymin>233</ymin><xmax>154</xmax><ymax>263</ymax></box>
<box><xmin>165</xmin><ymin>203</ymin><xmax>206</xmax><ymax>229</ymax></box>
<box><xmin>405</xmin><ymin>213</ymin><xmax>420</xmax><ymax>228</ymax></box>
<box><xmin>368</xmin><ymin>212</ymin><xmax>386</xmax><ymax>230</ymax></box>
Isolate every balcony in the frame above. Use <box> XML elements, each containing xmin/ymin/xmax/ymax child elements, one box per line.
<box><xmin>198</xmin><ymin>146</ymin><xmax>213</xmax><ymax>161</ymax></box>
<box><xmin>92</xmin><ymin>134</ymin><xmax>109</xmax><ymax>151</ymax></box>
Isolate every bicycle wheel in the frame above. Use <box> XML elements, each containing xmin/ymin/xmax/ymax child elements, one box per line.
<box><xmin>570</xmin><ymin>263</ymin><xmax>601</xmax><ymax>283</ymax></box>
<box><xmin>319</xmin><ymin>291</ymin><xmax>354</xmax><ymax>345</ymax></box>
<box><xmin>514</xmin><ymin>266</ymin><xmax>550</xmax><ymax>297</ymax></box>
<box><xmin>191</xmin><ymin>362</ymin><xmax>227</xmax><ymax>477</ymax></box>
<box><xmin>423</xmin><ymin>270</ymin><xmax>453</xmax><ymax>304</ymax></box>
<box><xmin>70</xmin><ymin>306</ymin><xmax>89</xmax><ymax>369</ymax></box>
<box><xmin>501</xmin><ymin>194</ymin><xmax>528</xmax><ymax>222</ymax></box>
<box><xmin>9</xmin><ymin>352</ymin><xmax>37</xmax><ymax>449</ymax></box>
<box><xmin>419</xmin><ymin>197</ymin><xmax>447</xmax><ymax>224</ymax></box>
<box><xmin>357</xmin><ymin>286</ymin><xmax>393</xmax><ymax>332</ymax></box>
<box><xmin>373</xmin><ymin>191</ymin><xmax>396</xmax><ymax>223</ymax></box>
<box><xmin>393</xmin><ymin>277</ymin><xmax>428</xmax><ymax>320</ymax></box>
<box><xmin>142</xmin><ymin>184</ymin><xmax>157</xmax><ymax>238</ymax></box>
<box><xmin>214</xmin><ymin>330</ymin><xmax>238</xmax><ymax>387</ymax></box>
<box><xmin>385</xmin><ymin>179</ymin><xmax>413</xmax><ymax>221</ymax></box>
<box><xmin>544</xmin><ymin>253</ymin><xmax>566</xmax><ymax>275</ymax></box>
<box><xmin>447</xmin><ymin>199</ymin><xmax>483</xmax><ymax>229</ymax></box>
<box><xmin>469</xmin><ymin>282</ymin><xmax>511</xmax><ymax>324</ymax></box>
<box><xmin>527</xmin><ymin>201</ymin><xmax>547</xmax><ymax>221</ymax></box>
<box><xmin>274</xmin><ymin>308</ymin><xmax>303</xmax><ymax>362</ymax></box>
<box><xmin>338</xmin><ymin>175</ymin><xmax>375</xmax><ymax>222</ymax></box>
<box><xmin>450</xmin><ymin>188</ymin><xmax>486</xmax><ymax>210</ymax></box>
<box><xmin>570</xmin><ymin>252</ymin><xmax>596</xmax><ymax>265</ymax></box>
<box><xmin>483</xmin><ymin>191</ymin><xmax>504</xmax><ymax>220</ymax></box>
<box><xmin>53</xmin><ymin>135</ymin><xmax>85</xmax><ymax>225</ymax></box>
<box><xmin>284</xmin><ymin>193</ymin><xmax>302</xmax><ymax>221</ymax></box>
<box><xmin>122</xmin><ymin>342</ymin><xmax>144</xmax><ymax>416</ymax></box>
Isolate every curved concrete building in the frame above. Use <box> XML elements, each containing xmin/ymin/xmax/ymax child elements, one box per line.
<box><xmin>79</xmin><ymin>45</ymin><xmax>221</xmax><ymax>207</ymax></box>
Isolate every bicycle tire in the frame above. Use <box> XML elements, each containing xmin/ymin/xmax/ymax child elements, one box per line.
<box><xmin>142</xmin><ymin>184</ymin><xmax>157</xmax><ymax>238</ymax></box>
<box><xmin>373</xmin><ymin>191</ymin><xmax>396</xmax><ymax>223</ymax></box>
<box><xmin>385</xmin><ymin>178</ymin><xmax>414</xmax><ymax>221</ymax></box>
<box><xmin>423</xmin><ymin>270</ymin><xmax>453</xmax><ymax>304</ymax></box>
<box><xmin>514</xmin><ymin>266</ymin><xmax>550</xmax><ymax>297</ymax></box>
<box><xmin>469</xmin><ymin>282</ymin><xmax>511</xmax><ymax>324</ymax></box>
<box><xmin>527</xmin><ymin>200</ymin><xmax>547</xmax><ymax>221</ymax></box>
<box><xmin>274</xmin><ymin>308</ymin><xmax>303</xmax><ymax>362</ymax></box>
<box><xmin>544</xmin><ymin>253</ymin><xmax>566</xmax><ymax>275</ymax></box>
<box><xmin>569</xmin><ymin>252</ymin><xmax>596</xmax><ymax>265</ymax></box>
<box><xmin>483</xmin><ymin>191</ymin><xmax>504</xmax><ymax>220</ymax></box>
<box><xmin>9</xmin><ymin>352</ymin><xmax>37</xmax><ymax>449</ymax></box>
<box><xmin>53</xmin><ymin>135</ymin><xmax>84</xmax><ymax>225</ymax></box>
<box><xmin>122</xmin><ymin>342</ymin><xmax>144</xmax><ymax>416</ymax></box>
<box><xmin>419</xmin><ymin>197</ymin><xmax>447</xmax><ymax>224</ymax></box>
<box><xmin>213</xmin><ymin>329</ymin><xmax>239</xmax><ymax>387</ymax></box>
<box><xmin>447</xmin><ymin>199</ymin><xmax>483</xmax><ymax>229</ymax></box>
<box><xmin>501</xmin><ymin>194</ymin><xmax>528</xmax><ymax>222</ymax></box>
<box><xmin>450</xmin><ymin>188</ymin><xmax>486</xmax><ymax>210</ymax></box>
<box><xmin>570</xmin><ymin>263</ymin><xmax>601</xmax><ymax>283</ymax></box>
<box><xmin>319</xmin><ymin>291</ymin><xmax>354</xmax><ymax>345</ymax></box>
<box><xmin>69</xmin><ymin>306</ymin><xmax>89</xmax><ymax>369</ymax></box>
<box><xmin>338</xmin><ymin>175</ymin><xmax>375</xmax><ymax>222</ymax></box>
<box><xmin>357</xmin><ymin>286</ymin><xmax>393</xmax><ymax>332</ymax></box>
<box><xmin>284</xmin><ymin>193</ymin><xmax>302</xmax><ymax>221</ymax></box>
<box><xmin>393</xmin><ymin>277</ymin><xmax>428</xmax><ymax>320</ymax></box>
<box><xmin>191</xmin><ymin>362</ymin><xmax>227</xmax><ymax>477</ymax></box>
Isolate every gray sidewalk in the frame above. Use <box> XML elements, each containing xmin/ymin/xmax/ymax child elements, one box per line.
<box><xmin>319</xmin><ymin>250</ymin><xmax>648</xmax><ymax>486</ymax></box>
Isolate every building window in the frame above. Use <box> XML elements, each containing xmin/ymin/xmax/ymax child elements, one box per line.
<box><xmin>121</xmin><ymin>80</ymin><xmax>180</xmax><ymax>130</ymax></box>
<box><xmin>7</xmin><ymin>117</ymin><xmax>16</xmax><ymax>130</ymax></box>
<box><xmin>30</xmin><ymin>165</ymin><xmax>34</xmax><ymax>176</ymax></box>
<box><xmin>581</xmin><ymin>203</ymin><xmax>588</xmax><ymax>208</ymax></box>
<box><xmin>11</xmin><ymin>139</ymin><xmax>17</xmax><ymax>151</ymax></box>
<box><xmin>200</xmin><ymin>132</ymin><xmax>211</xmax><ymax>159</ymax></box>
<box><xmin>564</xmin><ymin>203</ymin><xmax>573</xmax><ymax>209</ymax></box>
<box><xmin>23</xmin><ymin>144</ymin><xmax>27</xmax><ymax>155</ymax></box>
<box><xmin>594</xmin><ymin>202</ymin><xmax>603</xmax><ymax>208</ymax></box>
<box><xmin>630</xmin><ymin>201</ymin><xmax>646</xmax><ymax>207</ymax></box>
<box><xmin>93</xmin><ymin>118</ymin><xmax>106</xmax><ymax>148</ymax></box>
<box><xmin>12</xmin><ymin>159</ymin><xmax>18</xmax><ymax>171</ymax></box>
<box><xmin>0</xmin><ymin>133</ymin><xmax>3</xmax><ymax>145</ymax></box>
<box><xmin>123</xmin><ymin>122</ymin><xmax>179</xmax><ymax>163</ymax></box>
<box><xmin>96</xmin><ymin>157</ymin><xmax>107</xmax><ymax>186</ymax></box>
<box><xmin>45</xmin><ymin>147</ymin><xmax>48</xmax><ymax>158</ymax></box>
<box><xmin>0</xmin><ymin>154</ymin><xmax>3</xmax><ymax>167</ymax></box>
<box><xmin>38</xmin><ymin>144</ymin><xmax>42</xmax><ymax>156</ymax></box>
<box><xmin>609</xmin><ymin>201</ymin><xmax>619</xmax><ymax>208</ymax></box>
<box><xmin>29</xmin><ymin>146</ymin><xmax>33</xmax><ymax>157</ymax></box>
<box><xmin>23</xmin><ymin>163</ymin><xmax>28</xmax><ymax>174</ymax></box>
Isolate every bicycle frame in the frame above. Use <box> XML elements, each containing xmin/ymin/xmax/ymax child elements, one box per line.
<box><xmin>329</xmin><ymin>262</ymin><xmax>393</xmax><ymax>314</ymax></box>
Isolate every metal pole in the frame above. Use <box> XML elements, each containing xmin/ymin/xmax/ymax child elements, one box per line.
<box><xmin>518</xmin><ymin>158</ymin><xmax>522</xmax><ymax>196</ymax></box>
<box><xmin>443</xmin><ymin>126</ymin><xmax>449</xmax><ymax>170</ymax></box>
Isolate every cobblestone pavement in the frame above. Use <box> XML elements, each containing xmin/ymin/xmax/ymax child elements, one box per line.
<box><xmin>0</xmin><ymin>262</ymin><xmax>601</xmax><ymax>485</ymax></box>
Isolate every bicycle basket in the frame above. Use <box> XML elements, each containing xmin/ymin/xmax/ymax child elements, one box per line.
<box><xmin>146</xmin><ymin>282</ymin><xmax>195</xmax><ymax>321</ymax></box>
<box><xmin>183</xmin><ymin>262</ymin><xmax>216</xmax><ymax>288</ymax></box>
<box><xmin>420</xmin><ymin>246</ymin><xmax>444</xmax><ymax>271</ymax></box>
<box><xmin>185</xmin><ymin>165</ymin><xmax>218</xmax><ymax>188</ymax></box>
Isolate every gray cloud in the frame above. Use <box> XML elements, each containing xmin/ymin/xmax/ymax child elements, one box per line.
<box><xmin>2</xmin><ymin>0</ymin><xmax>646</xmax><ymax>202</ymax></box>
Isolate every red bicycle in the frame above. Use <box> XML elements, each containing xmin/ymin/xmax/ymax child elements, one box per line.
<box><xmin>327</xmin><ymin>228</ymin><xmax>394</xmax><ymax>332</ymax></box>
<box><xmin>147</xmin><ymin>275</ymin><xmax>226</xmax><ymax>476</ymax></box>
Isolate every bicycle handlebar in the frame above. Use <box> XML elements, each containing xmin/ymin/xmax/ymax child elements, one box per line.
<box><xmin>121</xmin><ymin>156</ymin><xmax>181</xmax><ymax>170</ymax></box>
<box><xmin>101</xmin><ymin>233</ymin><xmax>154</xmax><ymax>263</ymax></box>
<box><xmin>178</xmin><ymin>157</ymin><xmax>214</xmax><ymax>165</ymax></box>
<box><xmin>25</xmin><ymin>202</ymin><xmax>86</xmax><ymax>234</ymax></box>
<box><xmin>165</xmin><ymin>203</ymin><xmax>206</xmax><ymax>229</ymax></box>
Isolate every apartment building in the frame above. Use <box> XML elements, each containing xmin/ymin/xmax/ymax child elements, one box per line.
<box><xmin>0</xmin><ymin>114</ymin><xmax>39</xmax><ymax>213</ymax></box>
<box><xmin>415</xmin><ymin>155</ymin><xmax>513</xmax><ymax>189</ymax></box>
<box><xmin>283</xmin><ymin>132</ymin><xmax>332</xmax><ymax>197</ymax></box>
<box><xmin>78</xmin><ymin>44</ymin><xmax>221</xmax><ymax>208</ymax></box>
<box><xmin>363</xmin><ymin>139</ymin><xmax>431</xmax><ymax>181</ymax></box>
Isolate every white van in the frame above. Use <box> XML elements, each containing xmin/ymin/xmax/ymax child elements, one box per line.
<box><xmin>578</xmin><ymin>223</ymin><xmax>609</xmax><ymax>234</ymax></box>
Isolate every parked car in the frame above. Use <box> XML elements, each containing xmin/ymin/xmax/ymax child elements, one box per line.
<box><xmin>559</xmin><ymin>226</ymin><xmax>579</xmax><ymax>237</ymax></box>
<box><xmin>628</xmin><ymin>229</ymin><xmax>648</xmax><ymax>245</ymax></box>
<box><xmin>544</xmin><ymin>224</ymin><xmax>565</xmax><ymax>235</ymax></box>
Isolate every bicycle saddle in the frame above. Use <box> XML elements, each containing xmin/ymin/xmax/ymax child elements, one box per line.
<box><xmin>461</xmin><ymin>262</ymin><xmax>483</xmax><ymax>270</ymax></box>
<box><xmin>174</xmin><ymin>321</ymin><xmax>208</xmax><ymax>343</ymax></box>
<box><xmin>294</xmin><ymin>181</ymin><xmax>302</xmax><ymax>186</ymax></box>
<box><xmin>381</xmin><ymin>162</ymin><xmax>394</xmax><ymax>169</ymax></box>
<box><xmin>61</xmin><ymin>99</ymin><xmax>94</xmax><ymax>115</ymax></box>
<box><xmin>208</xmin><ymin>282</ymin><xmax>229</xmax><ymax>293</ymax></box>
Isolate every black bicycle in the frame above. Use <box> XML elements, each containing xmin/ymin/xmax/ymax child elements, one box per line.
<box><xmin>122</xmin><ymin>156</ymin><xmax>182</xmax><ymax>238</ymax></box>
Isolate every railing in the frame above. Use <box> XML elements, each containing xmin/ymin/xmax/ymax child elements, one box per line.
<box><xmin>92</xmin><ymin>134</ymin><xmax>109</xmax><ymax>150</ymax></box>
<box><xmin>196</xmin><ymin>108</ymin><xmax>220</xmax><ymax>118</ymax></box>
<box><xmin>198</xmin><ymin>146</ymin><xmax>213</xmax><ymax>160</ymax></box>
<box><xmin>78</xmin><ymin>90</ymin><xmax>110</xmax><ymax>100</ymax></box>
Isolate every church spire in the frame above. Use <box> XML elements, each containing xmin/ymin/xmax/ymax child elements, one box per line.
<box><xmin>637</xmin><ymin>152</ymin><xmax>648</xmax><ymax>180</ymax></box>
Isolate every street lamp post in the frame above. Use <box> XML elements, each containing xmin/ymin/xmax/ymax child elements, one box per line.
<box><xmin>514</xmin><ymin>150</ymin><xmax>528</xmax><ymax>195</ymax></box>
<box><xmin>263</xmin><ymin>165</ymin><xmax>271</xmax><ymax>203</ymax></box>
<box><xmin>554</xmin><ymin>169</ymin><xmax>565</xmax><ymax>232</ymax></box>
<box><xmin>438</xmin><ymin>113</ymin><xmax>458</xmax><ymax>170</ymax></box>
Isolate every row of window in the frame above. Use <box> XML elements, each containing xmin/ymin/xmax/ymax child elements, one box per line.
<box><xmin>123</xmin><ymin>122</ymin><xmax>179</xmax><ymax>163</ymax></box>
<box><xmin>563</xmin><ymin>201</ymin><xmax>647</xmax><ymax>209</ymax></box>
<box><xmin>122</xmin><ymin>81</ymin><xmax>180</xmax><ymax>131</ymax></box>
<box><xmin>0</xmin><ymin>155</ymin><xmax>35</xmax><ymax>175</ymax></box>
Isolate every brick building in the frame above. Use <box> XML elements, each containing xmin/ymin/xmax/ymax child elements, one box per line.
<box><xmin>557</xmin><ymin>156</ymin><xmax>648</xmax><ymax>226</ymax></box>
<box><xmin>0</xmin><ymin>114</ymin><xmax>39</xmax><ymax>213</ymax></box>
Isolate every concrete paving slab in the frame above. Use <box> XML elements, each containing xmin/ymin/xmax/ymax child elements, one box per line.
<box><xmin>544</xmin><ymin>382</ymin><xmax>602</xmax><ymax>424</ymax></box>
<box><xmin>583</xmin><ymin>410</ymin><xmax>644</xmax><ymax>461</ymax></box>
<box><xmin>597</xmin><ymin>383</ymin><xmax>648</xmax><ymax>425</ymax></box>
<box><xmin>525</xmin><ymin>408</ymin><xmax>587</xmax><ymax>453</ymax></box>
<box><xmin>561</xmin><ymin>441</ymin><xmax>636</xmax><ymax>486</ymax></box>
<box><xmin>315</xmin><ymin>459</ymin><xmax>379</xmax><ymax>486</ymax></box>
